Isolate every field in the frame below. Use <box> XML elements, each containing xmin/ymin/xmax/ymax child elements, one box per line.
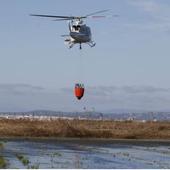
<box><xmin>1</xmin><ymin>118</ymin><xmax>170</xmax><ymax>168</ymax></box>
<box><xmin>0</xmin><ymin>118</ymin><xmax>170</xmax><ymax>139</ymax></box>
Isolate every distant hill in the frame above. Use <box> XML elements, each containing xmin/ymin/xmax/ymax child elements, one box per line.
<box><xmin>0</xmin><ymin>110</ymin><xmax>170</xmax><ymax>121</ymax></box>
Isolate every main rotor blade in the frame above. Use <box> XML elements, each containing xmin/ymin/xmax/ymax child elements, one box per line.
<box><xmin>89</xmin><ymin>15</ymin><xmax>106</xmax><ymax>19</ymax></box>
<box><xmin>53</xmin><ymin>18</ymin><xmax>72</xmax><ymax>21</ymax></box>
<box><xmin>30</xmin><ymin>14</ymin><xmax>74</xmax><ymax>19</ymax></box>
<box><xmin>30</xmin><ymin>10</ymin><xmax>115</xmax><ymax>21</ymax></box>
<box><xmin>87</xmin><ymin>14</ymin><xmax>119</xmax><ymax>20</ymax></box>
<box><xmin>85</xmin><ymin>9</ymin><xmax>110</xmax><ymax>17</ymax></box>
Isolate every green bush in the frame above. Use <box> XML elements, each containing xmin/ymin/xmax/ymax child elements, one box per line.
<box><xmin>0</xmin><ymin>156</ymin><xmax>7</xmax><ymax>168</ymax></box>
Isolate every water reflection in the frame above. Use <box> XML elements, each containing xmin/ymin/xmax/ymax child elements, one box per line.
<box><xmin>1</xmin><ymin>139</ymin><xmax>170</xmax><ymax>169</ymax></box>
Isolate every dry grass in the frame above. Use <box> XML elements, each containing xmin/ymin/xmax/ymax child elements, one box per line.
<box><xmin>0</xmin><ymin>118</ymin><xmax>170</xmax><ymax>139</ymax></box>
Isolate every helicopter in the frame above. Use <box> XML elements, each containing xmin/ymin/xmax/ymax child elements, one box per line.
<box><xmin>30</xmin><ymin>10</ymin><xmax>117</xmax><ymax>49</ymax></box>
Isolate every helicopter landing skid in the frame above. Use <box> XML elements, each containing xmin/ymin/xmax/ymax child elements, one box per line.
<box><xmin>87</xmin><ymin>41</ymin><xmax>96</xmax><ymax>48</ymax></box>
<box><xmin>69</xmin><ymin>43</ymin><xmax>74</xmax><ymax>49</ymax></box>
<box><xmin>65</xmin><ymin>40</ymin><xmax>96</xmax><ymax>49</ymax></box>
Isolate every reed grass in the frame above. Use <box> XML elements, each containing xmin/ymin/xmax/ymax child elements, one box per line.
<box><xmin>0</xmin><ymin>118</ymin><xmax>170</xmax><ymax>139</ymax></box>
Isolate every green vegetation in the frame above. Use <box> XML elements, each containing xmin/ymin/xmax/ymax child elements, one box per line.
<box><xmin>16</xmin><ymin>154</ymin><xmax>29</xmax><ymax>166</ymax></box>
<box><xmin>47</xmin><ymin>151</ymin><xmax>62</xmax><ymax>157</ymax></box>
<box><xmin>53</xmin><ymin>152</ymin><xmax>62</xmax><ymax>157</ymax></box>
<box><xmin>0</xmin><ymin>141</ymin><xmax>7</xmax><ymax>168</ymax></box>
<box><xmin>16</xmin><ymin>153</ymin><xmax>40</xmax><ymax>169</ymax></box>
<box><xmin>29</xmin><ymin>163</ymin><xmax>40</xmax><ymax>169</ymax></box>
<box><xmin>0</xmin><ymin>142</ymin><xmax>4</xmax><ymax>149</ymax></box>
<box><xmin>0</xmin><ymin>156</ymin><xmax>7</xmax><ymax>168</ymax></box>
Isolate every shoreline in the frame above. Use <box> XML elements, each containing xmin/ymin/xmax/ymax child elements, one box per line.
<box><xmin>1</xmin><ymin>136</ymin><xmax>170</xmax><ymax>142</ymax></box>
<box><xmin>1</xmin><ymin>138</ymin><xmax>170</xmax><ymax>148</ymax></box>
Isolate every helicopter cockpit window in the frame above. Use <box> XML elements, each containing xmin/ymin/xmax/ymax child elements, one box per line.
<box><xmin>79</xmin><ymin>26</ymin><xmax>86</xmax><ymax>33</ymax></box>
<box><xmin>73</xmin><ymin>25</ymin><xmax>81</xmax><ymax>31</ymax></box>
<box><xmin>77</xmin><ymin>25</ymin><xmax>80</xmax><ymax>31</ymax></box>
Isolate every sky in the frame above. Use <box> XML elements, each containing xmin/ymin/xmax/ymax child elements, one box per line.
<box><xmin>0</xmin><ymin>0</ymin><xmax>170</xmax><ymax>112</ymax></box>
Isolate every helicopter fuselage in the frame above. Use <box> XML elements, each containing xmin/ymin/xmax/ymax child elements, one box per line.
<box><xmin>70</xmin><ymin>24</ymin><xmax>91</xmax><ymax>43</ymax></box>
<box><xmin>65</xmin><ymin>21</ymin><xmax>96</xmax><ymax>49</ymax></box>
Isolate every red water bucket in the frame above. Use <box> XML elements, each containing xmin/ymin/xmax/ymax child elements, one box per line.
<box><xmin>74</xmin><ymin>84</ymin><xmax>84</xmax><ymax>100</ymax></box>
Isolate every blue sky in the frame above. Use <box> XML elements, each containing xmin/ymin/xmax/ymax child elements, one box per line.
<box><xmin>0</xmin><ymin>0</ymin><xmax>170</xmax><ymax>112</ymax></box>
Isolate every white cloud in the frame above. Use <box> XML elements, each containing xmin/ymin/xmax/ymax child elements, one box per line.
<box><xmin>0</xmin><ymin>84</ymin><xmax>44</xmax><ymax>95</ymax></box>
<box><xmin>0</xmin><ymin>84</ymin><xmax>170</xmax><ymax>112</ymax></box>
<box><xmin>129</xmin><ymin>0</ymin><xmax>160</xmax><ymax>13</ymax></box>
<box><xmin>127</xmin><ymin>0</ymin><xmax>170</xmax><ymax>32</ymax></box>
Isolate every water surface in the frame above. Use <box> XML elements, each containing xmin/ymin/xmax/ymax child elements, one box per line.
<box><xmin>1</xmin><ymin>138</ymin><xmax>170</xmax><ymax>168</ymax></box>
